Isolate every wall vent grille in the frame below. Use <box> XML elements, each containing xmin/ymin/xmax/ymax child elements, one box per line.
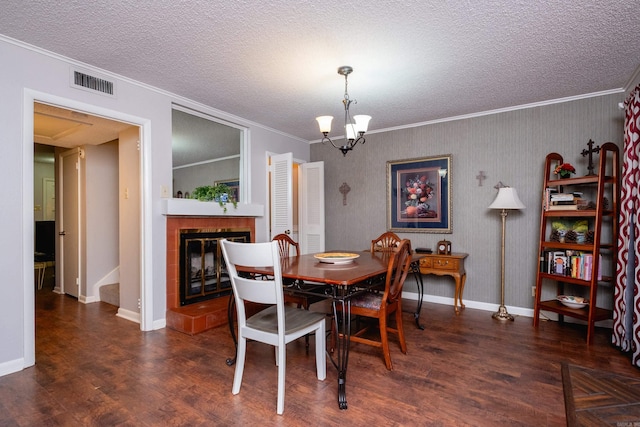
<box><xmin>71</xmin><ymin>70</ymin><xmax>116</xmax><ymax>96</ymax></box>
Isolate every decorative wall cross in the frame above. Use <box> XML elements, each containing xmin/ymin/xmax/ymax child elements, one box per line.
<box><xmin>580</xmin><ymin>139</ymin><xmax>601</xmax><ymax>176</ymax></box>
<box><xmin>476</xmin><ymin>171</ymin><xmax>487</xmax><ymax>186</ymax></box>
<box><xmin>339</xmin><ymin>182</ymin><xmax>351</xmax><ymax>206</ymax></box>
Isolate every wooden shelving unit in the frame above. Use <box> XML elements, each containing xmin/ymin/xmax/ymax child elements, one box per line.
<box><xmin>533</xmin><ymin>143</ymin><xmax>619</xmax><ymax>344</ymax></box>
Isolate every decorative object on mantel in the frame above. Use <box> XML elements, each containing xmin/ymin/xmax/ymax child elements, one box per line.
<box><xmin>476</xmin><ymin>171</ymin><xmax>486</xmax><ymax>186</ymax></box>
<box><xmin>554</xmin><ymin>162</ymin><xmax>576</xmax><ymax>179</ymax></box>
<box><xmin>581</xmin><ymin>139</ymin><xmax>601</xmax><ymax>176</ymax></box>
<box><xmin>316</xmin><ymin>66</ymin><xmax>371</xmax><ymax>156</ymax></box>
<box><xmin>339</xmin><ymin>182</ymin><xmax>351</xmax><ymax>205</ymax></box>
<box><xmin>488</xmin><ymin>182</ymin><xmax>525</xmax><ymax>321</ymax></box>
<box><xmin>190</xmin><ymin>184</ymin><xmax>238</xmax><ymax>213</ymax></box>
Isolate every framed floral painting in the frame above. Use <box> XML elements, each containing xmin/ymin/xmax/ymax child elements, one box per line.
<box><xmin>387</xmin><ymin>154</ymin><xmax>452</xmax><ymax>233</ymax></box>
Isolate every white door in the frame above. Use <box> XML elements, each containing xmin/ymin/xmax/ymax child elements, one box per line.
<box><xmin>59</xmin><ymin>148</ymin><xmax>82</xmax><ymax>298</ymax></box>
<box><xmin>270</xmin><ymin>152</ymin><xmax>293</xmax><ymax>238</ymax></box>
<box><xmin>298</xmin><ymin>162</ymin><xmax>325</xmax><ymax>254</ymax></box>
<box><xmin>43</xmin><ymin>178</ymin><xmax>55</xmax><ymax>221</ymax></box>
<box><xmin>270</xmin><ymin>152</ymin><xmax>325</xmax><ymax>255</ymax></box>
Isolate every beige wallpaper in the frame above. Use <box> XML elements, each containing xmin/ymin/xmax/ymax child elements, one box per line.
<box><xmin>311</xmin><ymin>93</ymin><xmax>624</xmax><ymax>311</ymax></box>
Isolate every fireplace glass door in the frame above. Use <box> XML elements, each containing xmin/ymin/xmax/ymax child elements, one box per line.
<box><xmin>179</xmin><ymin>229</ymin><xmax>250</xmax><ymax>305</ymax></box>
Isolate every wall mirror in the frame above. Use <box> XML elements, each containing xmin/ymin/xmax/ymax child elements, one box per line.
<box><xmin>171</xmin><ymin>106</ymin><xmax>246</xmax><ymax>201</ymax></box>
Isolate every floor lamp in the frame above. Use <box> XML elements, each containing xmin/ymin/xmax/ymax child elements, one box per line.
<box><xmin>488</xmin><ymin>186</ymin><xmax>525</xmax><ymax>321</ymax></box>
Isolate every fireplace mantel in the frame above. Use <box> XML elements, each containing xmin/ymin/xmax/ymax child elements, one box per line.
<box><xmin>161</xmin><ymin>198</ymin><xmax>264</xmax><ymax>217</ymax></box>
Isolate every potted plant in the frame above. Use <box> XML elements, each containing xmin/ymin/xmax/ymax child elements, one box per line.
<box><xmin>190</xmin><ymin>184</ymin><xmax>238</xmax><ymax>212</ymax></box>
<box><xmin>554</xmin><ymin>163</ymin><xmax>576</xmax><ymax>179</ymax></box>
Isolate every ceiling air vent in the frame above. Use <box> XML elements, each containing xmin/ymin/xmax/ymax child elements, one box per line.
<box><xmin>70</xmin><ymin>69</ymin><xmax>116</xmax><ymax>97</ymax></box>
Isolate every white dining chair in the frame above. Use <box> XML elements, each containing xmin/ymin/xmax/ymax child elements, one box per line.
<box><xmin>220</xmin><ymin>239</ymin><xmax>326</xmax><ymax>415</ymax></box>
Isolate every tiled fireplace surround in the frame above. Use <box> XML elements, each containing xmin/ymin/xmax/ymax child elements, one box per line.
<box><xmin>166</xmin><ymin>216</ymin><xmax>255</xmax><ymax>335</ymax></box>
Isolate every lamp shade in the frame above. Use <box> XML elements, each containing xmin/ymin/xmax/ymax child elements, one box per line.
<box><xmin>353</xmin><ymin>115</ymin><xmax>371</xmax><ymax>133</ymax></box>
<box><xmin>316</xmin><ymin>116</ymin><xmax>333</xmax><ymax>133</ymax></box>
<box><xmin>345</xmin><ymin>123</ymin><xmax>356</xmax><ymax>140</ymax></box>
<box><xmin>488</xmin><ymin>187</ymin><xmax>525</xmax><ymax>210</ymax></box>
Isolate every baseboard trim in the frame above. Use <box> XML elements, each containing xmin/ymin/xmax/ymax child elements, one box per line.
<box><xmin>0</xmin><ymin>358</ymin><xmax>25</xmax><ymax>377</ymax></box>
<box><xmin>116</xmin><ymin>307</ymin><xmax>140</xmax><ymax>324</ymax></box>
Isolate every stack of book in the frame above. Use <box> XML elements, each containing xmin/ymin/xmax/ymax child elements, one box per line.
<box><xmin>544</xmin><ymin>190</ymin><xmax>588</xmax><ymax>211</ymax></box>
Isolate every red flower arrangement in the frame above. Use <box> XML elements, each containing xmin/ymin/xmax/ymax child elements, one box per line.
<box><xmin>554</xmin><ymin>163</ymin><xmax>576</xmax><ymax>178</ymax></box>
<box><xmin>403</xmin><ymin>174</ymin><xmax>434</xmax><ymax>216</ymax></box>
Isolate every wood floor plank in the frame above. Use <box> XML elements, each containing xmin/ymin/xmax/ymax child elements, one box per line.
<box><xmin>1</xmin><ymin>286</ymin><xmax>638</xmax><ymax>425</ymax></box>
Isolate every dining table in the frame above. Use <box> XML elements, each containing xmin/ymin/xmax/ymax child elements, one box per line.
<box><xmin>229</xmin><ymin>250</ymin><xmax>393</xmax><ymax>410</ymax></box>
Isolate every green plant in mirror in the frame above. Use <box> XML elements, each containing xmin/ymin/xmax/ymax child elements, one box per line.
<box><xmin>190</xmin><ymin>184</ymin><xmax>238</xmax><ymax>212</ymax></box>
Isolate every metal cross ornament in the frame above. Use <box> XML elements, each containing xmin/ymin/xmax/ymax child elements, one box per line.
<box><xmin>339</xmin><ymin>182</ymin><xmax>351</xmax><ymax>205</ymax></box>
<box><xmin>476</xmin><ymin>171</ymin><xmax>487</xmax><ymax>186</ymax></box>
<box><xmin>581</xmin><ymin>139</ymin><xmax>601</xmax><ymax>176</ymax></box>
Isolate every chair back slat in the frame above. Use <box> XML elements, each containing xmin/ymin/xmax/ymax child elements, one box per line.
<box><xmin>272</xmin><ymin>233</ymin><xmax>299</xmax><ymax>258</ymax></box>
<box><xmin>385</xmin><ymin>239</ymin><xmax>412</xmax><ymax>303</ymax></box>
<box><xmin>220</xmin><ymin>239</ymin><xmax>284</xmax><ymax>313</ymax></box>
<box><xmin>371</xmin><ymin>231</ymin><xmax>401</xmax><ymax>253</ymax></box>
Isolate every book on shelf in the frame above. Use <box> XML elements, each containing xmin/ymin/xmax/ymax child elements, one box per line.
<box><xmin>550</xmin><ymin>193</ymin><xmax>575</xmax><ymax>202</ymax></box>
<box><xmin>547</xmin><ymin>204</ymin><xmax>579</xmax><ymax>211</ymax></box>
<box><xmin>541</xmin><ymin>250</ymin><xmax>602</xmax><ymax>280</ymax></box>
<box><xmin>544</xmin><ymin>197</ymin><xmax>590</xmax><ymax>211</ymax></box>
<box><xmin>546</xmin><ymin>251</ymin><xmax>567</xmax><ymax>275</ymax></box>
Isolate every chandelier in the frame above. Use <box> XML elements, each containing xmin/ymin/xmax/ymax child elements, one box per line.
<box><xmin>316</xmin><ymin>66</ymin><xmax>371</xmax><ymax>156</ymax></box>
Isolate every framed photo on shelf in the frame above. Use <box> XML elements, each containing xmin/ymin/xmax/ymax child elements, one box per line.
<box><xmin>387</xmin><ymin>154</ymin><xmax>452</xmax><ymax>233</ymax></box>
<box><xmin>214</xmin><ymin>179</ymin><xmax>239</xmax><ymax>201</ymax></box>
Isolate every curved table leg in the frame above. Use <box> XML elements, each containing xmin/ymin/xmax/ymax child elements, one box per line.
<box><xmin>411</xmin><ymin>261</ymin><xmax>425</xmax><ymax>330</ymax></box>
<box><xmin>458</xmin><ymin>273</ymin><xmax>467</xmax><ymax>311</ymax></box>
<box><xmin>331</xmin><ymin>296</ymin><xmax>351</xmax><ymax>410</ymax></box>
<box><xmin>453</xmin><ymin>273</ymin><xmax>467</xmax><ymax>315</ymax></box>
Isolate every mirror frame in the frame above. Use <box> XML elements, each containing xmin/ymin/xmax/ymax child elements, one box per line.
<box><xmin>171</xmin><ymin>104</ymin><xmax>248</xmax><ymax>203</ymax></box>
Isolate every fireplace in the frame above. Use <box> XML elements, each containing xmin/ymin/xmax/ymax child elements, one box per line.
<box><xmin>179</xmin><ymin>228</ymin><xmax>250</xmax><ymax>306</ymax></box>
<box><xmin>165</xmin><ymin>215</ymin><xmax>256</xmax><ymax>335</ymax></box>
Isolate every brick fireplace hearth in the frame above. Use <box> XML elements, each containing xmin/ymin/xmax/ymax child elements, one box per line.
<box><xmin>166</xmin><ymin>216</ymin><xmax>255</xmax><ymax>335</ymax></box>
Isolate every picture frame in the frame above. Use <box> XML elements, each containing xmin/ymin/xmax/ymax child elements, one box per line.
<box><xmin>387</xmin><ymin>154</ymin><xmax>452</xmax><ymax>233</ymax></box>
<box><xmin>214</xmin><ymin>179</ymin><xmax>239</xmax><ymax>201</ymax></box>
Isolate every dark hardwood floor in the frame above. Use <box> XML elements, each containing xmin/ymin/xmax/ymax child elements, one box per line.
<box><xmin>1</xmin><ymin>282</ymin><xmax>638</xmax><ymax>426</ymax></box>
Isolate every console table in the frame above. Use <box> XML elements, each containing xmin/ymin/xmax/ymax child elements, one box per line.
<box><xmin>419</xmin><ymin>252</ymin><xmax>468</xmax><ymax>314</ymax></box>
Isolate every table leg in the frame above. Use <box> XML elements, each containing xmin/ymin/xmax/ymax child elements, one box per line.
<box><xmin>410</xmin><ymin>262</ymin><xmax>425</xmax><ymax>330</ymax></box>
<box><xmin>459</xmin><ymin>273</ymin><xmax>467</xmax><ymax>310</ymax></box>
<box><xmin>331</xmin><ymin>296</ymin><xmax>351</xmax><ymax>410</ymax></box>
<box><xmin>453</xmin><ymin>273</ymin><xmax>467</xmax><ymax>315</ymax></box>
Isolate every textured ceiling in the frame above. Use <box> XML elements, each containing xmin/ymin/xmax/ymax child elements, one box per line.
<box><xmin>3</xmin><ymin>1</ymin><xmax>640</xmax><ymax>143</ymax></box>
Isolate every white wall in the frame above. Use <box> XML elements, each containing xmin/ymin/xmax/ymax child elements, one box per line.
<box><xmin>83</xmin><ymin>142</ymin><xmax>119</xmax><ymax>300</ymax></box>
<box><xmin>0</xmin><ymin>35</ymin><xmax>309</xmax><ymax>376</ymax></box>
<box><xmin>312</xmin><ymin>94</ymin><xmax>625</xmax><ymax>314</ymax></box>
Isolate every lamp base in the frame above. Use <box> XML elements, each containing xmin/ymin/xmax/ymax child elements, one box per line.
<box><xmin>492</xmin><ymin>305</ymin><xmax>514</xmax><ymax>321</ymax></box>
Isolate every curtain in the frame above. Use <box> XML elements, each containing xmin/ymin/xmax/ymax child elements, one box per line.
<box><xmin>612</xmin><ymin>84</ymin><xmax>640</xmax><ymax>366</ymax></box>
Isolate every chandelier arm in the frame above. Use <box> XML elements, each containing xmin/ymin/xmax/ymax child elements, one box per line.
<box><xmin>321</xmin><ymin>134</ymin><xmax>342</xmax><ymax>150</ymax></box>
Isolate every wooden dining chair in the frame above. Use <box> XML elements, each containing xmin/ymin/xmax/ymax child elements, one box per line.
<box><xmin>341</xmin><ymin>239</ymin><xmax>413</xmax><ymax>370</ymax></box>
<box><xmin>371</xmin><ymin>231</ymin><xmax>401</xmax><ymax>253</ymax></box>
<box><xmin>220</xmin><ymin>239</ymin><xmax>326</xmax><ymax>415</ymax></box>
<box><xmin>272</xmin><ymin>233</ymin><xmax>299</xmax><ymax>258</ymax></box>
<box><xmin>272</xmin><ymin>233</ymin><xmax>324</xmax><ymax>309</ymax></box>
